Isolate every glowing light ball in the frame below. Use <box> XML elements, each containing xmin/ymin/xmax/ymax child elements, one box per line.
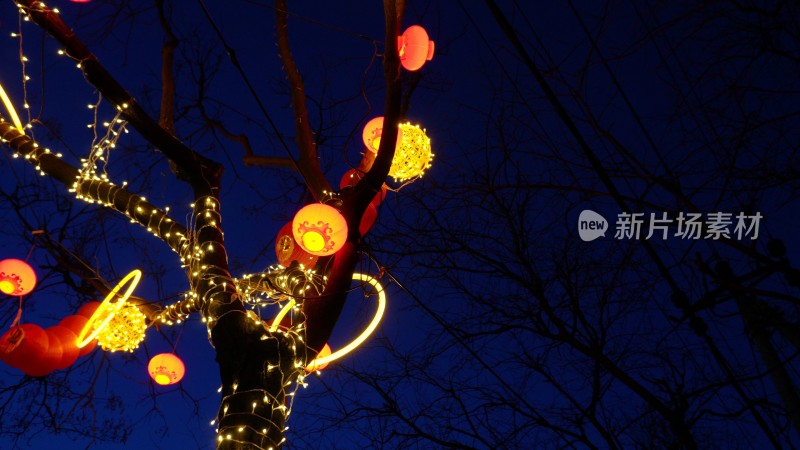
<box><xmin>276</xmin><ymin>222</ymin><xmax>318</xmax><ymax>268</ymax></box>
<box><xmin>0</xmin><ymin>258</ymin><xmax>37</xmax><ymax>296</ymax></box>
<box><xmin>96</xmin><ymin>303</ymin><xmax>147</xmax><ymax>352</ymax></box>
<box><xmin>397</xmin><ymin>25</ymin><xmax>435</xmax><ymax>71</ymax></box>
<box><xmin>389</xmin><ymin>123</ymin><xmax>433</xmax><ymax>182</ymax></box>
<box><xmin>292</xmin><ymin>204</ymin><xmax>348</xmax><ymax>256</ymax></box>
<box><xmin>0</xmin><ymin>323</ymin><xmax>47</xmax><ymax>369</ymax></box>
<box><xmin>148</xmin><ymin>353</ymin><xmax>185</xmax><ymax>385</ymax></box>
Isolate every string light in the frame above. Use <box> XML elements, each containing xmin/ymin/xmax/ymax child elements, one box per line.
<box><xmin>76</xmin><ymin>269</ymin><xmax>142</xmax><ymax>348</ymax></box>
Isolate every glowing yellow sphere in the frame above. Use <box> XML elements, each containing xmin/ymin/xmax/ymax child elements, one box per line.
<box><xmin>390</xmin><ymin>123</ymin><xmax>433</xmax><ymax>182</ymax></box>
<box><xmin>96</xmin><ymin>303</ymin><xmax>147</xmax><ymax>352</ymax></box>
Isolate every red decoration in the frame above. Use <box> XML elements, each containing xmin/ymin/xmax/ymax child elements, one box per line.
<box><xmin>397</xmin><ymin>25</ymin><xmax>435</xmax><ymax>71</ymax></box>
<box><xmin>60</xmin><ymin>314</ymin><xmax>96</xmax><ymax>356</ymax></box>
<box><xmin>47</xmin><ymin>326</ymin><xmax>80</xmax><ymax>370</ymax></box>
<box><xmin>362</xmin><ymin>117</ymin><xmax>403</xmax><ymax>154</ymax></box>
<box><xmin>20</xmin><ymin>331</ymin><xmax>63</xmax><ymax>377</ymax></box>
<box><xmin>292</xmin><ymin>204</ymin><xmax>348</xmax><ymax>256</ymax></box>
<box><xmin>0</xmin><ymin>258</ymin><xmax>37</xmax><ymax>296</ymax></box>
<box><xmin>148</xmin><ymin>353</ymin><xmax>185</xmax><ymax>385</ymax></box>
<box><xmin>0</xmin><ymin>323</ymin><xmax>47</xmax><ymax>369</ymax></box>
<box><xmin>276</xmin><ymin>222</ymin><xmax>318</xmax><ymax>268</ymax></box>
<box><xmin>77</xmin><ymin>301</ymin><xmax>101</xmax><ymax>319</ymax></box>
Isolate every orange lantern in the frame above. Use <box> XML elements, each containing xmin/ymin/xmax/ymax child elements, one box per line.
<box><xmin>47</xmin><ymin>326</ymin><xmax>80</xmax><ymax>370</ymax></box>
<box><xmin>0</xmin><ymin>323</ymin><xmax>48</xmax><ymax>369</ymax></box>
<box><xmin>60</xmin><ymin>314</ymin><xmax>96</xmax><ymax>356</ymax></box>
<box><xmin>275</xmin><ymin>222</ymin><xmax>318</xmax><ymax>268</ymax></box>
<box><xmin>148</xmin><ymin>353</ymin><xmax>185</xmax><ymax>385</ymax></box>
<box><xmin>0</xmin><ymin>258</ymin><xmax>37</xmax><ymax>296</ymax></box>
<box><xmin>292</xmin><ymin>204</ymin><xmax>348</xmax><ymax>256</ymax></box>
<box><xmin>21</xmin><ymin>331</ymin><xmax>63</xmax><ymax>377</ymax></box>
<box><xmin>77</xmin><ymin>301</ymin><xmax>101</xmax><ymax>319</ymax></box>
<box><xmin>362</xmin><ymin>117</ymin><xmax>403</xmax><ymax>154</ymax></box>
<box><xmin>397</xmin><ymin>25</ymin><xmax>435</xmax><ymax>71</ymax></box>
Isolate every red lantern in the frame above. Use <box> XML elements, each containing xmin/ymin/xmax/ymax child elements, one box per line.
<box><xmin>362</xmin><ymin>117</ymin><xmax>402</xmax><ymax>154</ymax></box>
<box><xmin>60</xmin><ymin>314</ymin><xmax>96</xmax><ymax>357</ymax></box>
<box><xmin>77</xmin><ymin>301</ymin><xmax>101</xmax><ymax>319</ymax></box>
<box><xmin>0</xmin><ymin>258</ymin><xmax>37</xmax><ymax>296</ymax></box>
<box><xmin>148</xmin><ymin>353</ymin><xmax>185</xmax><ymax>385</ymax></box>
<box><xmin>275</xmin><ymin>222</ymin><xmax>318</xmax><ymax>268</ymax></box>
<box><xmin>0</xmin><ymin>323</ymin><xmax>48</xmax><ymax>369</ymax></box>
<box><xmin>292</xmin><ymin>204</ymin><xmax>348</xmax><ymax>256</ymax></box>
<box><xmin>47</xmin><ymin>326</ymin><xmax>80</xmax><ymax>370</ymax></box>
<box><xmin>20</xmin><ymin>331</ymin><xmax>63</xmax><ymax>377</ymax></box>
<box><xmin>397</xmin><ymin>25</ymin><xmax>435</xmax><ymax>71</ymax></box>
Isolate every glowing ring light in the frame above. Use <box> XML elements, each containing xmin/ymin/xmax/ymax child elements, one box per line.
<box><xmin>269</xmin><ymin>299</ymin><xmax>296</xmax><ymax>333</ymax></box>
<box><xmin>0</xmin><ymin>81</ymin><xmax>24</xmax><ymax>131</ymax></box>
<box><xmin>76</xmin><ymin>270</ymin><xmax>142</xmax><ymax>349</ymax></box>
<box><xmin>305</xmin><ymin>272</ymin><xmax>386</xmax><ymax>371</ymax></box>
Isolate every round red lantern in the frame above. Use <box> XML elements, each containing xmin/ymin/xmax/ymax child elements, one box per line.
<box><xmin>21</xmin><ymin>332</ymin><xmax>63</xmax><ymax>377</ymax></box>
<box><xmin>292</xmin><ymin>204</ymin><xmax>348</xmax><ymax>256</ymax></box>
<box><xmin>0</xmin><ymin>323</ymin><xmax>48</xmax><ymax>369</ymax></box>
<box><xmin>60</xmin><ymin>314</ymin><xmax>96</xmax><ymax>357</ymax></box>
<box><xmin>362</xmin><ymin>117</ymin><xmax>403</xmax><ymax>154</ymax></box>
<box><xmin>148</xmin><ymin>353</ymin><xmax>185</xmax><ymax>385</ymax></box>
<box><xmin>0</xmin><ymin>258</ymin><xmax>37</xmax><ymax>296</ymax></box>
<box><xmin>47</xmin><ymin>326</ymin><xmax>80</xmax><ymax>370</ymax></box>
<box><xmin>397</xmin><ymin>25</ymin><xmax>435</xmax><ymax>71</ymax></box>
<box><xmin>276</xmin><ymin>222</ymin><xmax>318</xmax><ymax>268</ymax></box>
<box><xmin>77</xmin><ymin>301</ymin><xmax>101</xmax><ymax>319</ymax></box>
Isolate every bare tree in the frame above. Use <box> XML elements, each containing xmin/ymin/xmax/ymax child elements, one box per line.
<box><xmin>0</xmin><ymin>0</ymin><xmax>417</xmax><ymax>448</ymax></box>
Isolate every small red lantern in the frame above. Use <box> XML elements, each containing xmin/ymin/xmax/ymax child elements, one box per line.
<box><xmin>47</xmin><ymin>326</ymin><xmax>80</xmax><ymax>370</ymax></box>
<box><xmin>0</xmin><ymin>258</ymin><xmax>37</xmax><ymax>296</ymax></box>
<box><xmin>362</xmin><ymin>117</ymin><xmax>402</xmax><ymax>154</ymax></box>
<box><xmin>21</xmin><ymin>332</ymin><xmax>63</xmax><ymax>377</ymax></box>
<box><xmin>60</xmin><ymin>314</ymin><xmax>96</xmax><ymax>357</ymax></box>
<box><xmin>397</xmin><ymin>25</ymin><xmax>435</xmax><ymax>71</ymax></box>
<box><xmin>148</xmin><ymin>353</ymin><xmax>185</xmax><ymax>385</ymax></box>
<box><xmin>340</xmin><ymin>169</ymin><xmax>388</xmax><ymax>208</ymax></box>
<box><xmin>0</xmin><ymin>323</ymin><xmax>48</xmax><ymax>369</ymax></box>
<box><xmin>276</xmin><ymin>222</ymin><xmax>318</xmax><ymax>268</ymax></box>
<box><xmin>292</xmin><ymin>204</ymin><xmax>348</xmax><ymax>257</ymax></box>
<box><xmin>77</xmin><ymin>301</ymin><xmax>101</xmax><ymax>319</ymax></box>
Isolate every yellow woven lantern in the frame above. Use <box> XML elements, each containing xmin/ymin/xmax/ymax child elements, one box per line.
<box><xmin>390</xmin><ymin>123</ymin><xmax>433</xmax><ymax>182</ymax></box>
<box><xmin>96</xmin><ymin>303</ymin><xmax>147</xmax><ymax>352</ymax></box>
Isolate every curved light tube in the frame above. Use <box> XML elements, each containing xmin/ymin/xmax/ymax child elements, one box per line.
<box><xmin>0</xmin><ymin>81</ymin><xmax>24</xmax><ymax>131</ymax></box>
<box><xmin>269</xmin><ymin>299</ymin><xmax>296</xmax><ymax>333</ymax></box>
<box><xmin>76</xmin><ymin>269</ymin><xmax>142</xmax><ymax>348</ymax></box>
<box><xmin>305</xmin><ymin>272</ymin><xmax>386</xmax><ymax>371</ymax></box>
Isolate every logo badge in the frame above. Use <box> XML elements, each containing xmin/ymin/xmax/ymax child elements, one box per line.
<box><xmin>578</xmin><ymin>210</ymin><xmax>608</xmax><ymax>242</ymax></box>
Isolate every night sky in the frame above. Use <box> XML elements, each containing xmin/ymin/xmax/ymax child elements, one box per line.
<box><xmin>1</xmin><ymin>1</ymin><xmax>799</xmax><ymax>449</ymax></box>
